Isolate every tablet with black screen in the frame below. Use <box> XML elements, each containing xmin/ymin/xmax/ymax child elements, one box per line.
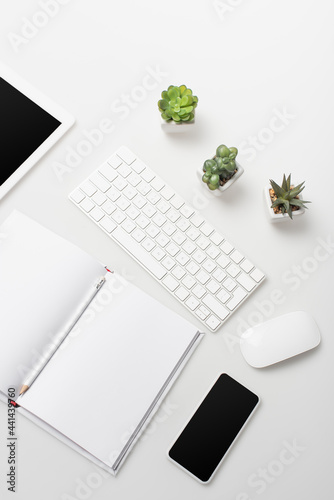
<box><xmin>0</xmin><ymin>62</ymin><xmax>74</xmax><ymax>199</ymax></box>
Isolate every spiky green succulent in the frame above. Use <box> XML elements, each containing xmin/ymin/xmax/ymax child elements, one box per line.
<box><xmin>158</xmin><ymin>85</ymin><xmax>198</xmax><ymax>123</ymax></box>
<box><xmin>202</xmin><ymin>145</ymin><xmax>238</xmax><ymax>190</ymax></box>
<box><xmin>270</xmin><ymin>174</ymin><xmax>311</xmax><ymax>219</ymax></box>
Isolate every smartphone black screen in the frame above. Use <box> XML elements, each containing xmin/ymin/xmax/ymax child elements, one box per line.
<box><xmin>168</xmin><ymin>373</ymin><xmax>259</xmax><ymax>483</ymax></box>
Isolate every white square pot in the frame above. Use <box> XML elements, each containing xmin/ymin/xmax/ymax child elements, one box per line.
<box><xmin>160</xmin><ymin>116</ymin><xmax>195</xmax><ymax>133</ymax></box>
<box><xmin>264</xmin><ymin>185</ymin><xmax>305</xmax><ymax>222</ymax></box>
<box><xmin>197</xmin><ymin>162</ymin><xmax>244</xmax><ymax>196</ymax></box>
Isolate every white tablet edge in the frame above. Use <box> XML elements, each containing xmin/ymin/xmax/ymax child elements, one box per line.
<box><xmin>0</xmin><ymin>61</ymin><xmax>75</xmax><ymax>199</ymax></box>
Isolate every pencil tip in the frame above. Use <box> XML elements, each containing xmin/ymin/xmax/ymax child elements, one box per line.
<box><xmin>19</xmin><ymin>385</ymin><xmax>29</xmax><ymax>396</ymax></box>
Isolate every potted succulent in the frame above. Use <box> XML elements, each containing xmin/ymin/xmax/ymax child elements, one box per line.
<box><xmin>158</xmin><ymin>85</ymin><xmax>198</xmax><ymax>132</ymax></box>
<box><xmin>198</xmin><ymin>144</ymin><xmax>244</xmax><ymax>195</ymax></box>
<box><xmin>264</xmin><ymin>174</ymin><xmax>311</xmax><ymax>222</ymax></box>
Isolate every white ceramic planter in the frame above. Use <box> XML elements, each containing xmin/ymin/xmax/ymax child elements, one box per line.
<box><xmin>264</xmin><ymin>185</ymin><xmax>305</xmax><ymax>223</ymax></box>
<box><xmin>197</xmin><ymin>161</ymin><xmax>244</xmax><ymax>196</ymax></box>
<box><xmin>160</xmin><ymin>116</ymin><xmax>195</xmax><ymax>133</ymax></box>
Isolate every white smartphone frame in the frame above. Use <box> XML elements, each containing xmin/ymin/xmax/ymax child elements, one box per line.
<box><xmin>0</xmin><ymin>61</ymin><xmax>74</xmax><ymax>200</ymax></box>
<box><xmin>167</xmin><ymin>373</ymin><xmax>260</xmax><ymax>484</ymax></box>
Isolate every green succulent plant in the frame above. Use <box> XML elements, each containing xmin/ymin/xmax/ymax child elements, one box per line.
<box><xmin>270</xmin><ymin>174</ymin><xmax>311</xmax><ymax>219</ymax></box>
<box><xmin>158</xmin><ymin>85</ymin><xmax>198</xmax><ymax>123</ymax></box>
<box><xmin>202</xmin><ymin>145</ymin><xmax>238</xmax><ymax>190</ymax></box>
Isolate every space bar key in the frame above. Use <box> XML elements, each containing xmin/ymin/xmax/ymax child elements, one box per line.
<box><xmin>112</xmin><ymin>227</ymin><xmax>167</xmax><ymax>280</ymax></box>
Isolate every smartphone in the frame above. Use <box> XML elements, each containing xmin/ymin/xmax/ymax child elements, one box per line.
<box><xmin>168</xmin><ymin>373</ymin><xmax>259</xmax><ymax>483</ymax></box>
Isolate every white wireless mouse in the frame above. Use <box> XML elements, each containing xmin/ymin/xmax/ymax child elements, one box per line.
<box><xmin>240</xmin><ymin>311</ymin><xmax>321</xmax><ymax>368</ymax></box>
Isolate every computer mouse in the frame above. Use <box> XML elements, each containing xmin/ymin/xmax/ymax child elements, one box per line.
<box><xmin>240</xmin><ymin>311</ymin><xmax>321</xmax><ymax>368</ymax></box>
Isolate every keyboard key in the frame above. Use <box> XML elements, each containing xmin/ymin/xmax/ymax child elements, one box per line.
<box><xmin>90</xmin><ymin>173</ymin><xmax>110</xmax><ymax>192</ymax></box>
<box><xmin>99</xmin><ymin>162</ymin><xmax>118</xmax><ymax>182</ymax></box>
<box><xmin>152</xmin><ymin>247</ymin><xmax>166</xmax><ymax>261</ymax></box>
<box><xmin>142</xmin><ymin>238</ymin><xmax>155</xmax><ymax>252</ymax></box>
<box><xmin>166</xmin><ymin>209</ymin><xmax>180</xmax><ymax>223</ymax></box>
<box><xmin>107</xmin><ymin>154</ymin><xmax>122</xmax><ymax>169</ymax></box>
<box><xmin>223</xmin><ymin>277</ymin><xmax>237</xmax><ymax>292</ymax></box>
<box><xmin>92</xmin><ymin>192</ymin><xmax>107</xmax><ymax>206</ymax></box>
<box><xmin>197</xmin><ymin>270</ymin><xmax>210</xmax><ymax>285</ymax></box>
<box><xmin>202</xmin><ymin>259</ymin><xmax>216</xmax><ymax>273</ymax></box>
<box><xmin>151</xmin><ymin>176</ymin><xmax>165</xmax><ymax>192</ymax></box>
<box><xmin>156</xmin><ymin>233</ymin><xmax>170</xmax><ymax>247</ymax></box>
<box><xmin>237</xmin><ymin>273</ymin><xmax>256</xmax><ymax>291</ymax></box>
<box><xmin>170</xmin><ymin>194</ymin><xmax>184</xmax><ymax>209</ymax></box>
<box><xmin>180</xmin><ymin>205</ymin><xmax>194</xmax><ymax>218</ymax></box>
<box><xmin>131</xmin><ymin>159</ymin><xmax>146</xmax><ymax>174</ymax></box>
<box><xmin>166</xmin><ymin>243</ymin><xmax>180</xmax><ymax>257</ymax></box>
<box><xmin>226</xmin><ymin>287</ymin><xmax>247</xmax><ymax>310</ymax></box>
<box><xmin>206</xmin><ymin>245</ymin><xmax>220</xmax><ymax>259</ymax></box>
<box><xmin>216</xmin><ymin>254</ymin><xmax>230</xmax><ymax>268</ymax></box>
<box><xmin>142</xmin><ymin>204</ymin><xmax>156</xmax><ymax>218</ymax></box>
<box><xmin>70</xmin><ymin>189</ymin><xmax>85</xmax><ymax>204</ymax></box>
<box><xmin>200</xmin><ymin>223</ymin><xmax>214</xmax><ymax>237</ymax></box>
<box><xmin>153</xmin><ymin>213</ymin><xmax>166</xmax><ymax>227</ymax></box>
<box><xmin>210</xmin><ymin>232</ymin><xmax>224</xmax><ymax>246</ymax></box>
<box><xmin>250</xmin><ymin>268</ymin><xmax>265</xmax><ymax>282</ymax></box>
<box><xmin>81</xmin><ymin>181</ymin><xmax>96</xmax><ymax>197</ymax></box>
<box><xmin>162</xmin><ymin>223</ymin><xmax>176</xmax><ymax>236</ymax></box>
<box><xmin>132</xmin><ymin>228</ymin><xmax>145</xmax><ymax>242</ymax></box>
<box><xmin>196</xmin><ymin>306</ymin><xmax>210</xmax><ymax>320</ymax></box>
<box><xmin>206</xmin><ymin>315</ymin><xmax>221</xmax><ymax>331</ymax></box>
<box><xmin>136</xmin><ymin>215</ymin><xmax>150</xmax><ymax>228</ymax></box>
<box><xmin>186</xmin><ymin>261</ymin><xmax>200</xmax><ymax>275</ymax></box>
<box><xmin>172</xmin><ymin>266</ymin><xmax>186</xmax><ymax>280</ymax></box>
<box><xmin>80</xmin><ymin>198</ymin><xmax>95</xmax><ymax>212</ymax></box>
<box><xmin>221</xmin><ymin>241</ymin><xmax>234</xmax><ymax>254</ymax></box>
<box><xmin>127</xmin><ymin>172</ymin><xmax>141</xmax><ymax>187</ymax></box>
<box><xmin>90</xmin><ymin>207</ymin><xmax>104</xmax><ymax>222</ymax></box>
<box><xmin>137</xmin><ymin>180</ymin><xmax>151</xmax><ymax>196</ymax></box>
<box><xmin>123</xmin><ymin>186</ymin><xmax>137</xmax><ymax>200</ymax></box>
<box><xmin>185</xmin><ymin>296</ymin><xmax>200</xmax><ymax>311</ymax></box>
<box><xmin>118</xmin><ymin>164</ymin><xmax>132</xmax><ymax>178</ymax></box>
<box><xmin>121</xmin><ymin>218</ymin><xmax>135</xmax><ymax>233</ymax></box>
<box><xmin>146</xmin><ymin>224</ymin><xmax>160</xmax><ymax>238</ymax></box>
<box><xmin>147</xmin><ymin>191</ymin><xmax>160</xmax><ymax>205</ymax></box>
<box><xmin>230</xmin><ymin>250</ymin><xmax>243</xmax><ymax>264</ymax></box>
<box><xmin>212</xmin><ymin>268</ymin><xmax>226</xmax><ymax>282</ymax></box>
<box><xmin>197</xmin><ymin>236</ymin><xmax>210</xmax><ymax>250</ymax></box>
<box><xmin>176</xmin><ymin>252</ymin><xmax>190</xmax><ymax>266</ymax></box>
<box><xmin>175</xmin><ymin>286</ymin><xmax>189</xmax><ymax>301</ymax></box>
<box><xmin>186</xmin><ymin>227</ymin><xmax>200</xmax><ymax>241</ymax></box>
<box><xmin>176</xmin><ymin>218</ymin><xmax>190</xmax><ymax>232</ymax></box>
<box><xmin>183</xmin><ymin>241</ymin><xmax>196</xmax><ymax>255</ymax></box>
<box><xmin>163</xmin><ymin>275</ymin><xmax>179</xmax><ymax>292</ymax></box>
<box><xmin>116</xmin><ymin>145</ymin><xmax>136</xmax><ymax>165</ymax></box>
<box><xmin>190</xmin><ymin>214</ymin><xmax>205</xmax><ymax>227</ymax></box>
<box><xmin>162</xmin><ymin>256</ymin><xmax>176</xmax><ymax>271</ymax></box>
<box><xmin>116</xmin><ymin>197</ymin><xmax>130</xmax><ymax>211</ymax></box>
<box><xmin>182</xmin><ymin>275</ymin><xmax>196</xmax><ymax>289</ymax></box>
<box><xmin>113</xmin><ymin>176</ymin><xmax>127</xmax><ymax>191</ymax></box>
<box><xmin>100</xmin><ymin>217</ymin><xmax>117</xmax><ymax>233</ymax></box>
<box><xmin>106</xmin><ymin>187</ymin><xmax>121</xmax><ymax>202</ymax></box>
<box><xmin>133</xmin><ymin>195</ymin><xmax>146</xmax><ymax>209</ymax></box>
<box><xmin>157</xmin><ymin>200</ymin><xmax>170</xmax><ymax>214</ymax></box>
<box><xmin>206</xmin><ymin>280</ymin><xmax>220</xmax><ymax>294</ymax></box>
<box><xmin>141</xmin><ymin>168</ymin><xmax>155</xmax><ymax>183</ymax></box>
<box><xmin>193</xmin><ymin>284</ymin><xmax>206</xmax><ymax>299</ymax></box>
<box><xmin>226</xmin><ymin>263</ymin><xmax>240</xmax><ymax>278</ymax></box>
<box><xmin>216</xmin><ymin>289</ymin><xmax>230</xmax><ymax>304</ymax></box>
<box><xmin>161</xmin><ymin>185</ymin><xmax>175</xmax><ymax>200</ymax></box>
<box><xmin>193</xmin><ymin>250</ymin><xmax>206</xmax><ymax>264</ymax></box>
<box><xmin>240</xmin><ymin>259</ymin><xmax>254</xmax><ymax>273</ymax></box>
<box><xmin>203</xmin><ymin>295</ymin><xmax>229</xmax><ymax>321</ymax></box>
<box><xmin>101</xmin><ymin>200</ymin><xmax>116</xmax><ymax>215</ymax></box>
<box><xmin>172</xmin><ymin>231</ymin><xmax>186</xmax><ymax>246</ymax></box>
<box><xmin>112</xmin><ymin>210</ymin><xmax>126</xmax><ymax>224</ymax></box>
<box><xmin>126</xmin><ymin>206</ymin><xmax>140</xmax><ymax>220</ymax></box>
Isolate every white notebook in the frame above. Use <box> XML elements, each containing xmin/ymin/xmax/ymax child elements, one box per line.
<box><xmin>0</xmin><ymin>211</ymin><xmax>203</xmax><ymax>474</ymax></box>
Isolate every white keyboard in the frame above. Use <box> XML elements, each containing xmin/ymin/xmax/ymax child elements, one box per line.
<box><xmin>69</xmin><ymin>146</ymin><xmax>265</xmax><ymax>332</ymax></box>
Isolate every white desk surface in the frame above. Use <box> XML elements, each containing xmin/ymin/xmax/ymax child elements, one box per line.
<box><xmin>1</xmin><ymin>1</ymin><xmax>333</xmax><ymax>499</ymax></box>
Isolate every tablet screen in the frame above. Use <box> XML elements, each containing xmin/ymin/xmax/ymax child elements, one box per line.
<box><xmin>0</xmin><ymin>77</ymin><xmax>61</xmax><ymax>186</ymax></box>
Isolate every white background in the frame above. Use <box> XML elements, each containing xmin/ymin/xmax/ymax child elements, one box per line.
<box><xmin>1</xmin><ymin>1</ymin><xmax>333</xmax><ymax>499</ymax></box>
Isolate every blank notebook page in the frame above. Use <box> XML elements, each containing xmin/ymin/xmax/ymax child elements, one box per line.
<box><xmin>0</xmin><ymin>211</ymin><xmax>106</xmax><ymax>393</ymax></box>
<box><xmin>18</xmin><ymin>276</ymin><xmax>198</xmax><ymax>468</ymax></box>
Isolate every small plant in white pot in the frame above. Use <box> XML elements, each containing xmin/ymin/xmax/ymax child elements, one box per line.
<box><xmin>264</xmin><ymin>174</ymin><xmax>311</xmax><ymax>222</ymax></box>
<box><xmin>158</xmin><ymin>85</ymin><xmax>198</xmax><ymax>133</ymax></box>
<box><xmin>198</xmin><ymin>144</ymin><xmax>244</xmax><ymax>195</ymax></box>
